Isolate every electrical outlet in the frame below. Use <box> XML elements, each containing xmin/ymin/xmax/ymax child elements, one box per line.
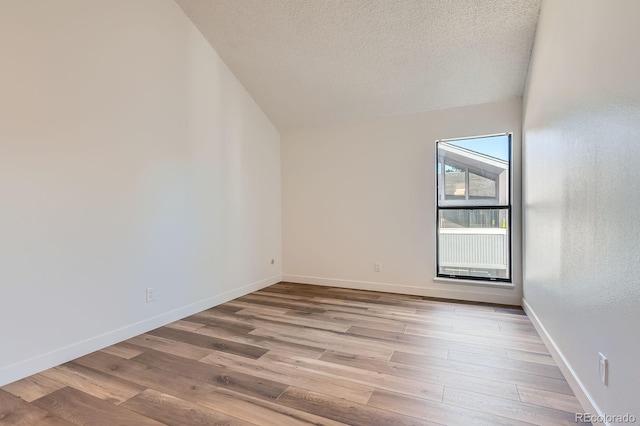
<box><xmin>375</xmin><ymin>262</ymin><xmax>382</xmax><ymax>272</ymax></box>
<box><xmin>598</xmin><ymin>352</ymin><xmax>608</xmax><ymax>385</ymax></box>
<box><xmin>146</xmin><ymin>287</ymin><xmax>155</xmax><ymax>303</ymax></box>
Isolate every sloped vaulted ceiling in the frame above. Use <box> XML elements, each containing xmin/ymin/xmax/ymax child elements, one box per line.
<box><xmin>175</xmin><ymin>0</ymin><xmax>541</xmax><ymax>132</ymax></box>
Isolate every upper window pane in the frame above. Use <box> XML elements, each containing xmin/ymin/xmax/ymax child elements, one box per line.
<box><xmin>437</xmin><ymin>135</ymin><xmax>510</xmax><ymax>207</ymax></box>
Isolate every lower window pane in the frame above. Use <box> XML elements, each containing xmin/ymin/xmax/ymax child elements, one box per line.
<box><xmin>438</xmin><ymin>209</ymin><xmax>510</xmax><ymax>280</ymax></box>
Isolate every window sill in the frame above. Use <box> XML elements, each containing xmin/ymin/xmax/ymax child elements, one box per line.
<box><xmin>433</xmin><ymin>276</ymin><xmax>515</xmax><ymax>289</ymax></box>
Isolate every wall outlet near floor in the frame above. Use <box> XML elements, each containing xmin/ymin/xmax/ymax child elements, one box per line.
<box><xmin>375</xmin><ymin>262</ymin><xmax>382</xmax><ymax>272</ymax></box>
<box><xmin>146</xmin><ymin>287</ymin><xmax>155</xmax><ymax>303</ymax></box>
<box><xmin>598</xmin><ymin>352</ymin><xmax>608</xmax><ymax>385</ymax></box>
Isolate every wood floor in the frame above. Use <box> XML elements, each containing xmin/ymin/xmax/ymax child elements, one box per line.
<box><xmin>1</xmin><ymin>282</ymin><xmax>588</xmax><ymax>425</ymax></box>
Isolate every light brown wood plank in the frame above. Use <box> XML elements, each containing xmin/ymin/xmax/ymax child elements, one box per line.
<box><xmin>276</xmin><ymin>386</ymin><xmax>433</xmax><ymax>426</ymax></box>
<box><xmin>39</xmin><ymin>362</ymin><xmax>145</xmax><ymax>405</ymax></box>
<box><xmin>254</xmin><ymin>289</ymin><xmax>313</xmax><ymax>300</ymax></box>
<box><xmin>348</xmin><ymin>325</ymin><xmax>508</xmax><ymax>358</ymax></box>
<box><xmin>403</xmin><ymin>325</ymin><xmax>549</xmax><ymax>353</ymax></box>
<box><xmin>237</xmin><ymin>294</ymin><xmax>328</xmax><ymax>313</ymax></box>
<box><xmin>368</xmin><ymin>388</ymin><xmax>531</xmax><ymax>426</ymax></box>
<box><xmin>451</xmin><ymin>320</ymin><xmax>501</xmax><ymax>332</ymax></box>
<box><xmin>1</xmin><ymin>374</ymin><xmax>65</xmax><ymax>403</ymax></box>
<box><xmin>443</xmin><ymin>387</ymin><xmax>585</xmax><ymax>425</ymax></box>
<box><xmin>146</xmin><ymin>326</ymin><xmax>268</xmax><ymax>359</ymax></box>
<box><xmin>266</xmin><ymin>283</ymin><xmax>385</xmax><ymax>302</ymax></box>
<box><xmin>223</xmin><ymin>300</ymin><xmax>290</xmax><ymax>315</ymax></box>
<box><xmin>249</xmin><ymin>327</ymin><xmax>396</xmax><ymax>360</ymax></box>
<box><xmin>517</xmin><ymin>386</ymin><xmax>584</xmax><ymax>413</ymax></box>
<box><xmin>499</xmin><ymin>321</ymin><xmax>538</xmax><ymax>332</ymax></box>
<box><xmin>130</xmin><ymin>349</ymin><xmax>288</xmax><ymax>402</ymax></box>
<box><xmin>252</xmin><ymin>287</ymin><xmax>393</xmax><ymax>313</ymax></box>
<box><xmin>390</xmin><ymin>309</ymin><xmax>507</xmax><ymax>329</ymax></box>
<box><xmin>33</xmin><ymin>387</ymin><xmax>163</xmax><ymax>426</ymax></box>
<box><xmin>320</xmin><ymin>350</ymin><xmax>520</xmax><ymax>400</ymax></box>
<box><xmin>391</xmin><ymin>350</ymin><xmax>573</xmax><ymax>395</ymax></box>
<box><xmin>449</xmin><ymin>323</ymin><xmax>544</xmax><ymax>343</ymax></box>
<box><xmin>452</xmin><ymin>307</ymin><xmax>533</xmax><ymax>323</ymax></box>
<box><xmin>185</xmin><ymin>312</ymin><xmax>258</xmax><ymax>334</ymax></box>
<box><xmin>121</xmin><ymin>388</ymin><xmax>255</xmax><ymax>426</ymax></box>
<box><xmin>206</xmin><ymin>303</ymin><xmax>245</xmax><ymax>314</ymax></box>
<box><xmin>263</xmin><ymin>351</ymin><xmax>444</xmax><ymax>402</ymax></box>
<box><xmin>310</xmin><ymin>297</ymin><xmax>419</xmax><ymax>314</ymax></box>
<box><xmin>507</xmin><ymin>348</ymin><xmax>558</xmax><ymax>366</ymax></box>
<box><xmin>189</xmin><ymin>323</ymin><xmax>327</xmax><ymax>358</ymax></box>
<box><xmin>377</xmin><ymin>293</ymin><xmax>425</xmax><ymax>301</ymax></box>
<box><xmin>200</xmin><ymin>351</ymin><xmax>375</xmax><ymax>404</ymax></box>
<box><xmin>99</xmin><ymin>343</ymin><xmax>145</xmax><ymax>360</ymax></box>
<box><xmin>493</xmin><ymin>306</ymin><xmax>527</xmax><ymax>316</ymax></box>
<box><xmin>0</xmin><ymin>389</ymin><xmax>73</xmax><ymax>425</ymax></box>
<box><xmin>198</xmin><ymin>307</ymin><xmax>350</xmax><ymax>333</ymax></box>
<box><xmin>163</xmin><ymin>319</ymin><xmax>208</xmax><ymax>332</ymax></box>
<box><xmin>448</xmin><ymin>349</ymin><xmax>564</xmax><ymax>379</ymax></box>
<box><xmin>126</xmin><ymin>333</ymin><xmax>214</xmax><ymax>360</ymax></box>
<box><xmin>285</xmin><ymin>308</ymin><xmax>415</xmax><ymax>332</ymax></box>
<box><xmin>240</xmin><ymin>309</ymin><xmax>353</xmax><ymax>333</ymax></box>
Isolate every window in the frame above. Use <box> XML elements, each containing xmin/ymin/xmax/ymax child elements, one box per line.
<box><xmin>436</xmin><ymin>134</ymin><xmax>511</xmax><ymax>282</ymax></box>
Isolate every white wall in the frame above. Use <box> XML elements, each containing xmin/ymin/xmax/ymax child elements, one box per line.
<box><xmin>522</xmin><ymin>0</ymin><xmax>640</xmax><ymax>418</ymax></box>
<box><xmin>282</xmin><ymin>99</ymin><xmax>522</xmax><ymax>305</ymax></box>
<box><xmin>0</xmin><ymin>0</ymin><xmax>281</xmax><ymax>386</ymax></box>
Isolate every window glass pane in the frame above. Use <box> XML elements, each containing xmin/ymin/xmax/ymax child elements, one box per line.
<box><xmin>440</xmin><ymin>208</ymin><xmax>504</xmax><ymax>228</ymax></box>
<box><xmin>438</xmin><ymin>209</ymin><xmax>510</xmax><ymax>280</ymax></box>
<box><xmin>447</xmin><ymin>135</ymin><xmax>509</xmax><ymax>162</ymax></box>
<box><xmin>437</xmin><ymin>135</ymin><xmax>509</xmax><ymax>206</ymax></box>
<box><xmin>469</xmin><ymin>170</ymin><xmax>496</xmax><ymax>199</ymax></box>
<box><xmin>444</xmin><ymin>161</ymin><xmax>465</xmax><ymax>200</ymax></box>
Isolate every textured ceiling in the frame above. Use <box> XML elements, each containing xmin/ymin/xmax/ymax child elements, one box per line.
<box><xmin>175</xmin><ymin>0</ymin><xmax>541</xmax><ymax>132</ymax></box>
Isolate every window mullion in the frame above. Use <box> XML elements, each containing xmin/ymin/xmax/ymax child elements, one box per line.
<box><xmin>464</xmin><ymin>167</ymin><xmax>469</xmax><ymax>200</ymax></box>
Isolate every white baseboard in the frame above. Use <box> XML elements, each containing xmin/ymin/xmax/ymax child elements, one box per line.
<box><xmin>522</xmin><ymin>299</ymin><xmax>606</xmax><ymax>425</ymax></box>
<box><xmin>0</xmin><ymin>275</ymin><xmax>281</xmax><ymax>387</ymax></box>
<box><xmin>282</xmin><ymin>274</ymin><xmax>521</xmax><ymax>305</ymax></box>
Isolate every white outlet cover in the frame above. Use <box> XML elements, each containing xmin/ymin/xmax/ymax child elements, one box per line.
<box><xmin>598</xmin><ymin>352</ymin><xmax>607</xmax><ymax>385</ymax></box>
<box><xmin>146</xmin><ymin>288</ymin><xmax>155</xmax><ymax>303</ymax></box>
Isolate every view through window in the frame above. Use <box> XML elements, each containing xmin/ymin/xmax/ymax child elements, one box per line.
<box><xmin>436</xmin><ymin>134</ymin><xmax>511</xmax><ymax>281</ymax></box>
